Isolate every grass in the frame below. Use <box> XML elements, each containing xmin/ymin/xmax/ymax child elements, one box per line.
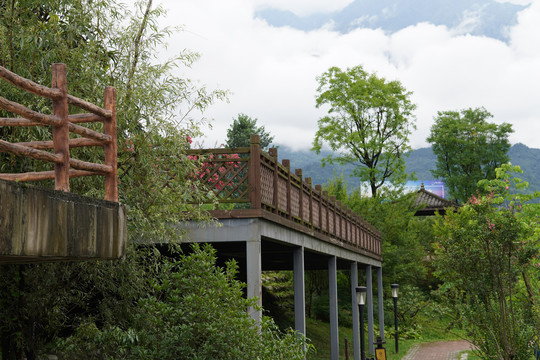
<box><xmin>305</xmin><ymin>313</ymin><xmax>466</xmax><ymax>360</ymax></box>
<box><xmin>459</xmin><ymin>350</ymin><xmax>481</xmax><ymax>359</ymax></box>
<box><xmin>305</xmin><ymin>318</ymin><xmax>416</xmax><ymax>360</ymax></box>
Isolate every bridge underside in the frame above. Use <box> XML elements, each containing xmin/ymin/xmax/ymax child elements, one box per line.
<box><xmin>179</xmin><ymin>217</ymin><xmax>384</xmax><ymax>360</ymax></box>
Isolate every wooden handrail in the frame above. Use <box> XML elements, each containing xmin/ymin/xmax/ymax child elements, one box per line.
<box><xmin>0</xmin><ymin>63</ymin><xmax>118</xmax><ymax>202</ymax></box>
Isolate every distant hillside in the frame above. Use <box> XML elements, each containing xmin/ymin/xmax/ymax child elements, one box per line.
<box><xmin>275</xmin><ymin>143</ymin><xmax>540</xmax><ymax>192</ymax></box>
<box><xmin>256</xmin><ymin>0</ymin><xmax>526</xmax><ymax>42</ymax></box>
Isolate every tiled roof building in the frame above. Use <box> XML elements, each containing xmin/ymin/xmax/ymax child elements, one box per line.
<box><xmin>414</xmin><ymin>183</ymin><xmax>460</xmax><ymax>216</ymax></box>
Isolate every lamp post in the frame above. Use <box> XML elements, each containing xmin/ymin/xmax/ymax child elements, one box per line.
<box><xmin>356</xmin><ymin>286</ymin><xmax>367</xmax><ymax>360</ymax></box>
<box><xmin>391</xmin><ymin>284</ymin><xmax>399</xmax><ymax>354</ymax></box>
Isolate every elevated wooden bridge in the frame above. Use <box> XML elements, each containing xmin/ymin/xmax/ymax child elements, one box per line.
<box><xmin>181</xmin><ymin>135</ymin><xmax>386</xmax><ymax>360</ymax></box>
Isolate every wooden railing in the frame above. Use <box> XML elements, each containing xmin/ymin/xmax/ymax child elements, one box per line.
<box><xmin>187</xmin><ymin>135</ymin><xmax>382</xmax><ymax>259</ymax></box>
<box><xmin>0</xmin><ymin>63</ymin><xmax>118</xmax><ymax>201</ymax></box>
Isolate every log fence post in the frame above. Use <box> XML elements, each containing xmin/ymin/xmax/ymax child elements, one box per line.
<box><xmin>51</xmin><ymin>63</ymin><xmax>70</xmax><ymax>192</ymax></box>
<box><xmin>103</xmin><ymin>86</ymin><xmax>118</xmax><ymax>202</ymax></box>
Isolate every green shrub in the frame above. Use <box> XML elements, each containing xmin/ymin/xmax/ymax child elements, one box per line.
<box><xmin>55</xmin><ymin>244</ymin><xmax>311</xmax><ymax>359</ymax></box>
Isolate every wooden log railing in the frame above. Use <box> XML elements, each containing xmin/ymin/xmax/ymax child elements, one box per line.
<box><xmin>0</xmin><ymin>63</ymin><xmax>118</xmax><ymax>202</ymax></box>
<box><xmin>186</xmin><ymin>135</ymin><xmax>382</xmax><ymax>259</ymax></box>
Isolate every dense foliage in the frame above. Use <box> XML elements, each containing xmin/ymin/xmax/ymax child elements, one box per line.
<box><xmin>427</xmin><ymin>107</ymin><xmax>512</xmax><ymax>203</ymax></box>
<box><xmin>433</xmin><ymin>165</ymin><xmax>540</xmax><ymax>359</ymax></box>
<box><xmin>0</xmin><ymin>1</ymin><xmax>310</xmax><ymax>359</ymax></box>
<box><xmin>312</xmin><ymin>65</ymin><xmax>416</xmax><ymax>197</ymax></box>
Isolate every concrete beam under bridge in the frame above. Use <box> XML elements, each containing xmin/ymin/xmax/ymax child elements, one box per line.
<box><xmin>181</xmin><ymin>218</ymin><xmax>381</xmax><ymax>268</ymax></box>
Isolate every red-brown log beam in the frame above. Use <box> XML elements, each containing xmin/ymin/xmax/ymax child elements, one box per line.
<box><xmin>0</xmin><ymin>65</ymin><xmax>62</xmax><ymax>99</ymax></box>
<box><xmin>70</xmin><ymin>158</ymin><xmax>112</xmax><ymax>174</ymax></box>
<box><xmin>0</xmin><ymin>96</ymin><xmax>62</xmax><ymax>126</ymax></box>
<box><xmin>0</xmin><ymin>139</ymin><xmax>63</xmax><ymax>163</ymax></box>
<box><xmin>16</xmin><ymin>138</ymin><xmax>103</xmax><ymax>150</ymax></box>
<box><xmin>0</xmin><ymin>169</ymin><xmax>101</xmax><ymax>182</ymax></box>
<box><xmin>68</xmin><ymin>95</ymin><xmax>111</xmax><ymax>119</ymax></box>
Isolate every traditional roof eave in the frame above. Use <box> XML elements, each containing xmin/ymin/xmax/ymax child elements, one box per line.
<box><xmin>413</xmin><ymin>183</ymin><xmax>460</xmax><ymax>217</ymax></box>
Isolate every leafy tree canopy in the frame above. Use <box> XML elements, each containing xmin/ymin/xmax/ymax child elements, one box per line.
<box><xmin>312</xmin><ymin>65</ymin><xmax>416</xmax><ymax>197</ymax></box>
<box><xmin>225</xmin><ymin>113</ymin><xmax>274</xmax><ymax>150</ymax></box>
<box><xmin>427</xmin><ymin>107</ymin><xmax>513</xmax><ymax>203</ymax></box>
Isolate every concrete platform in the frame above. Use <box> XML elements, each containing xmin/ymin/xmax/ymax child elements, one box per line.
<box><xmin>0</xmin><ymin>179</ymin><xmax>126</xmax><ymax>263</ymax></box>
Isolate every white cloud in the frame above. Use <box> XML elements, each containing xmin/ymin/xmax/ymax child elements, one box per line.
<box><xmin>252</xmin><ymin>0</ymin><xmax>355</xmax><ymax>17</ymax></box>
<box><xmin>494</xmin><ymin>0</ymin><xmax>534</xmax><ymax>5</ymax></box>
<box><xmin>150</xmin><ymin>0</ymin><xmax>540</xmax><ymax>151</ymax></box>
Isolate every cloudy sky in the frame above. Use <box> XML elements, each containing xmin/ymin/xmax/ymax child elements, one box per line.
<box><xmin>151</xmin><ymin>0</ymin><xmax>540</xmax><ymax>151</ymax></box>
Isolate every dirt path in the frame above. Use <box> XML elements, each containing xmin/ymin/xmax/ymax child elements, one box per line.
<box><xmin>402</xmin><ymin>340</ymin><xmax>473</xmax><ymax>360</ymax></box>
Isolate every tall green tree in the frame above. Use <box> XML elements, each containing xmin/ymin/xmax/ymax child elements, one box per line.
<box><xmin>225</xmin><ymin>113</ymin><xmax>274</xmax><ymax>150</ymax></box>
<box><xmin>312</xmin><ymin>65</ymin><xmax>416</xmax><ymax>197</ymax></box>
<box><xmin>427</xmin><ymin>107</ymin><xmax>512</xmax><ymax>203</ymax></box>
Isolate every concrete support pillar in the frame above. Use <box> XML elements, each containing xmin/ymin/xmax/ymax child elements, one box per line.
<box><xmin>351</xmin><ymin>262</ymin><xmax>360</xmax><ymax>360</ymax></box>
<box><xmin>246</xmin><ymin>240</ymin><xmax>262</xmax><ymax>325</ymax></box>
<box><xmin>366</xmin><ymin>265</ymin><xmax>375</xmax><ymax>355</ymax></box>
<box><xmin>328</xmin><ymin>256</ymin><xmax>339</xmax><ymax>360</ymax></box>
<box><xmin>377</xmin><ymin>266</ymin><xmax>385</xmax><ymax>341</ymax></box>
<box><xmin>293</xmin><ymin>246</ymin><xmax>306</xmax><ymax>336</ymax></box>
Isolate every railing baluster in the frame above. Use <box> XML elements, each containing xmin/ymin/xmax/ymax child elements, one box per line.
<box><xmin>269</xmin><ymin>148</ymin><xmax>279</xmax><ymax>214</ymax></box>
<box><xmin>283</xmin><ymin>159</ymin><xmax>291</xmax><ymax>219</ymax></box>
<box><xmin>316</xmin><ymin>185</ymin><xmax>322</xmax><ymax>231</ymax></box>
<box><xmin>295</xmin><ymin>169</ymin><xmax>303</xmax><ymax>224</ymax></box>
<box><xmin>249</xmin><ymin>135</ymin><xmax>262</xmax><ymax>209</ymax></box>
<box><xmin>306</xmin><ymin>177</ymin><xmax>313</xmax><ymax>227</ymax></box>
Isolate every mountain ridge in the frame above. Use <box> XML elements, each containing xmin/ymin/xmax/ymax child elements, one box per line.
<box><xmin>256</xmin><ymin>0</ymin><xmax>527</xmax><ymax>41</ymax></box>
<box><xmin>273</xmin><ymin>143</ymin><xmax>540</xmax><ymax>193</ymax></box>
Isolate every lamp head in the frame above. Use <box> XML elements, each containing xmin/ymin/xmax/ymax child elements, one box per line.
<box><xmin>356</xmin><ymin>286</ymin><xmax>367</xmax><ymax>305</ymax></box>
<box><xmin>391</xmin><ymin>284</ymin><xmax>399</xmax><ymax>298</ymax></box>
